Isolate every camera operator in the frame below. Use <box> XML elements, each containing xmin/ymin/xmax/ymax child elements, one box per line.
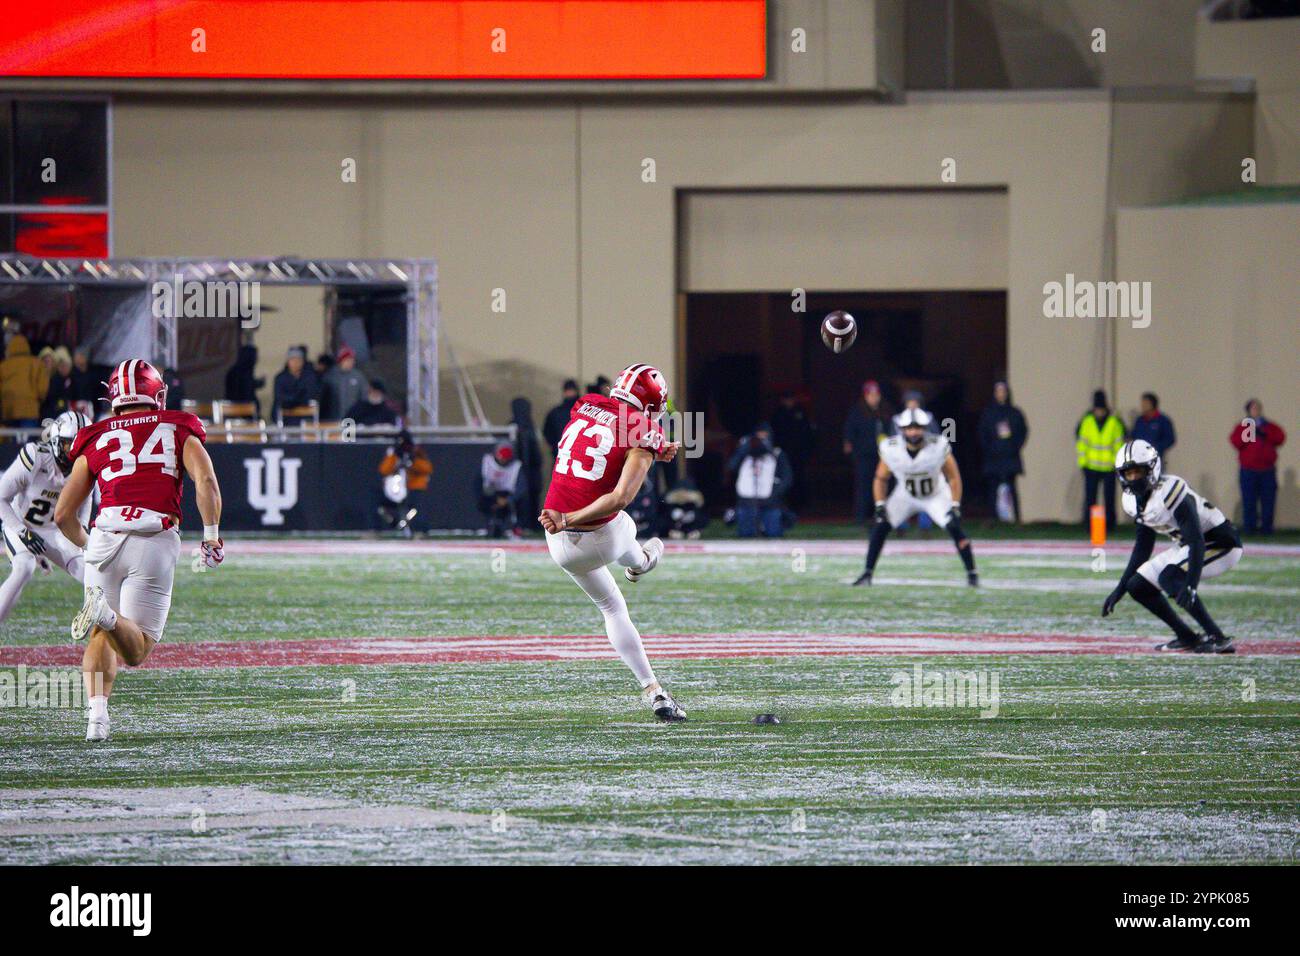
<box><xmin>726</xmin><ymin>422</ymin><xmax>793</xmax><ymax>538</ymax></box>
<box><xmin>479</xmin><ymin>441</ymin><xmax>523</xmax><ymax>538</ymax></box>
<box><xmin>378</xmin><ymin>429</ymin><xmax>433</xmax><ymax>536</ymax></box>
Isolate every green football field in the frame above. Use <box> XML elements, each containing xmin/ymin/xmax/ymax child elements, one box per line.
<box><xmin>1</xmin><ymin>535</ymin><xmax>1297</xmax><ymax>864</ymax></box>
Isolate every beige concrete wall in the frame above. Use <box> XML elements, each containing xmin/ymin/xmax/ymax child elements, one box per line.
<box><xmin>681</xmin><ymin>189</ymin><xmax>1008</xmax><ymax>291</ymax></box>
<box><xmin>936</xmin><ymin>0</ymin><xmax>1203</xmax><ymax>90</ymax></box>
<box><xmin>1116</xmin><ymin>203</ymin><xmax>1300</xmax><ymax>527</ymax></box>
<box><xmin>109</xmin><ymin>90</ymin><xmax>1266</xmax><ymax>522</ymax></box>
<box><xmin>1196</xmin><ymin>16</ymin><xmax>1300</xmax><ymax>184</ymax></box>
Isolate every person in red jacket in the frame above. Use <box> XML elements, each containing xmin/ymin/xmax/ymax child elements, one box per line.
<box><xmin>1230</xmin><ymin>399</ymin><xmax>1286</xmax><ymax>535</ymax></box>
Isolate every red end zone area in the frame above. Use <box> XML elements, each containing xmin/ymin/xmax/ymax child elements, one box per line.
<box><xmin>2</xmin><ymin>631</ymin><xmax>1296</xmax><ymax>669</ymax></box>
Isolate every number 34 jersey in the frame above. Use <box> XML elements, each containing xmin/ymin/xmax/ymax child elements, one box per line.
<box><xmin>543</xmin><ymin>393</ymin><xmax>664</xmax><ymax>526</ymax></box>
<box><xmin>70</xmin><ymin>410</ymin><xmax>207</xmax><ymax>520</ymax></box>
<box><xmin>879</xmin><ymin>434</ymin><xmax>952</xmax><ymax>498</ymax></box>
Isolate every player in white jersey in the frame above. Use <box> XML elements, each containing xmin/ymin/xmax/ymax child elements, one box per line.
<box><xmin>1101</xmin><ymin>439</ymin><xmax>1241</xmax><ymax>653</ymax></box>
<box><xmin>853</xmin><ymin>408</ymin><xmax>978</xmax><ymax>586</ymax></box>
<box><xmin>0</xmin><ymin>411</ymin><xmax>92</xmax><ymax>624</ymax></box>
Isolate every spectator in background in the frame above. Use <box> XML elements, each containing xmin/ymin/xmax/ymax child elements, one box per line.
<box><xmin>225</xmin><ymin>343</ymin><xmax>264</xmax><ymax>416</ymax></box>
<box><xmin>70</xmin><ymin>348</ymin><xmax>97</xmax><ymax>406</ymax></box>
<box><xmin>162</xmin><ymin>366</ymin><xmax>185</xmax><ymax>411</ymax></box>
<box><xmin>511</xmin><ymin>397</ymin><xmax>543</xmax><ymax>526</ymax></box>
<box><xmin>978</xmin><ymin>380</ymin><xmax>1029</xmax><ymax>522</ymax></box>
<box><xmin>314</xmin><ymin>352</ymin><xmax>335</xmax><ymax>380</ymax></box>
<box><xmin>728</xmin><ymin>422</ymin><xmax>793</xmax><ymax>538</ymax></box>
<box><xmin>1076</xmin><ymin>390</ymin><xmax>1126</xmax><ymax>530</ymax></box>
<box><xmin>1231</xmin><ymin>398</ymin><xmax>1286</xmax><ymax>536</ymax></box>
<box><xmin>42</xmin><ymin>347</ymin><xmax>76</xmax><ymax>418</ymax></box>
<box><xmin>346</xmin><ymin>379</ymin><xmax>400</xmax><ymax>427</ymax></box>
<box><xmin>322</xmin><ymin>346</ymin><xmax>367</xmax><ymax>420</ymax></box>
<box><xmin>271</xmin><ymin>346</ymin><xmax>320</xmax><ymax>422</ymax></box>
<box><xmin>770</xmin><ymin>390</ymin><xmax>816</xmax><ymax>510</ymax></box>
<box><xmin>479</xmin><ymin>441</ymin><xmax>523</xmax><ymax>537</ymax></box>
<box><xmin>542</xmin><ymin>379</ymin><xmax>580</xmax><ymax>456</ymax></box>
<box><xmin>584</xmin><ymin>375</ymin><xmax>611</xmax><ymax>397</ymax></box>
<box><xmin>843</xmin><ymin>380</ymin><xmax>894</xmax><ymax>523</ymax></box>
<box><xmin>1132</xmin><ymin>392</ymin><xmax>1176</xmax><ymax>458</ymax></box>
<box><xmin>0</xmin><ymin>333</ymin><xmax>49</xmax><ymax>429</ymax></box>
<box><xmin>378</xmin><ymin>429</ymin><xmax>434</xmax><ymax>537</ymax></box>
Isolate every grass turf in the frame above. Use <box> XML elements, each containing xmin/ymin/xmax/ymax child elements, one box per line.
<box><xmin>1</xmin><ymin>540</ymin><xmax>1297</xmax><ymax>864</ymax></box>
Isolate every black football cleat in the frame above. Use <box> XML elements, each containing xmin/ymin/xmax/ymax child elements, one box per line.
<box><xmin>647</xmin><ymin>689</ymin><xmax>687</xmax><ymax>722</ymax></box>
<box><xmin>1192</xmin><ymin>634</ymin><xmax>1236</xmax><ymax>654</ymax></box>
<box><xmin>967</xmin><ymin>572</ymin><xmax>980</xmax><ymax>588</ymax></box>
<box><xmin>1156</xmin><ymin>633</ymin><xmax>1203</xmax><ymax>652</ymax></box>
<box><xmin>852</xmin><ymin>571</ymin><xmax>873</xmax><ymax>587</ymax></box>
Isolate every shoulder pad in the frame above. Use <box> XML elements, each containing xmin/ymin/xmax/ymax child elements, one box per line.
<box><xmin>17</xmin><ymin>441</ymin><xmax>45</xmax><ymax>470</ymax></box>
<box><xmin>1159</xmin><ymin>475</ymin><xmax>1188</xmax><ymax>512</ymax></box>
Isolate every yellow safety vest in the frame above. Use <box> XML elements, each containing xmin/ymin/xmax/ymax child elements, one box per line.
<box><xmin>1076</xmin><ymin>413</ymin><xmax>1125</xmax><ymax>472</ymax></box>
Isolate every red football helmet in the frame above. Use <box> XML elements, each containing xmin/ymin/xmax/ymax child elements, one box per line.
<box><xmin>608</xmin><ymin>364</ymin><xmax>669</xmax><ymax>418</ymax></box>
<box><xmin>107</xmin><ymin>358</ymin><xmax>168</xmax><ymax>412</ymax></box>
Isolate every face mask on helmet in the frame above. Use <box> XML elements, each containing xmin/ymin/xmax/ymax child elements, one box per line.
<box><xmin>1115</xmin><ymin>441</ymin><xmax>1161</xmax><ymax>495</ymax></box>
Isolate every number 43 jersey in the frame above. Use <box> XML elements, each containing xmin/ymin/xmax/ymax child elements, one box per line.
<box><xmin>879</xmin><ymin>433</ymin><xmax>951</xmax><ymax>498</ymax></box>
<box><xmin>70</xmin><ymin>410</ymin><xmax>207</xmax><ymax>521</ymax></box>
<box><xmin>543</xmin><ymin>393</ymin><xmax>664</xmax><ymax>527</ymax></box>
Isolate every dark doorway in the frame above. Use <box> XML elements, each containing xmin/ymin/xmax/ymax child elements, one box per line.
<box><xmin>684</xmin><ymin>291</ymin><xmax>1007</xmax><ymax>519</ymax></box>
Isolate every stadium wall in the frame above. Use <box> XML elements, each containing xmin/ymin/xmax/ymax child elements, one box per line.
<box><xmin>1116</xmin><ymin>201</ymin><xmax>1300</xmax><ymax>529</ymax></box>
<box><xmin>111</xmin><ymin>91</ymin><xmax>1260</xmax><ymax>523</ymax></box>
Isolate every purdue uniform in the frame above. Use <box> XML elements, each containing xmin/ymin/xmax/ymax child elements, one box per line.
<box><xmin>1103</xmin><ymin>440</ymin><xmax>1241</xmax><ymax>652</ymax></box>
<box><xmin>0</xmin><ymin>414</ymin><xmax>92</xmax><ymax>624</ymax></box>
<box><xmin>878</xmin><ymin>432</ymin><xmax>955</xmax><ymax>527</ymax></box>
<box><xmin>855</xmin><ymin>408</ymin><xmax>978</xmax><ymax>586</ymax></box>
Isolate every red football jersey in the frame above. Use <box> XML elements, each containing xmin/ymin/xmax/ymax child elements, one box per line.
<box><xmin>70</xmin><ymin>409</ymin><xmax>207</xmax><ymax>519</ymax></box>
<box><xmin>543</xmin><ymin>393</ymin><xmax>664</xmax><ymax>525</ymax></box>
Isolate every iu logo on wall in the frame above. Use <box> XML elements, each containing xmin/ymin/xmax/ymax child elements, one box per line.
<box><xmin>244</xmin><ymin>449</ymin><xmax>303</xmax><ymax>525</ymax></box>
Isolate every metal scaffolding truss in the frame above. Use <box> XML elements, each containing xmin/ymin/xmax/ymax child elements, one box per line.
<box><xmin>0</xmin><ymin>254</ymin><xmax>441</xmax><ymax>425</ymax></box>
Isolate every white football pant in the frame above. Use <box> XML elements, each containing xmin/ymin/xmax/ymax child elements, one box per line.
<box><xmin>0</xmin><ymin>525</ymin><xmax>85</xmax><ymax>624</ymax></box>
<box><xmin>545</xmin><ymin>510</ymin><xmax>657</xmax><ymax>687</ymax></box>
<box><xmin>83</xmin><ymin>527</ymin><xmax>182</xmax><ymax>641</ymax></box>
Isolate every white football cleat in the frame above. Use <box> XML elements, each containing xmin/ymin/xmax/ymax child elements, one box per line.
<box><xmin>625</xmin><ymin>537</ymin><xmax>664</xmax><ymax>583</ymax></box>
<box><xmin>644</xmin><ymin>686</ymin><xmax>687</xmax><ymax>723</ymax></box>
<box><xmin>86</xmin><ymin>714</ymin><xmax>110</xmax><ymax>742</ymax></box>
<box><xmin>71</xmin><ymin>586</ymin><xmax>112</xmax><ymax>643</ymax></box>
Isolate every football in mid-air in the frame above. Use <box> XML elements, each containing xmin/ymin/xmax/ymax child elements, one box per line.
<box><xmin>820</xmin><ymin>310</ymin><xmax>857</xmax><ymax>353</ymax></box>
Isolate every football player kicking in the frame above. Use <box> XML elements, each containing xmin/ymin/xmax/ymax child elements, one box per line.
<box><xmin>537</xmin><ymin>364</ymin><xmax>687</xmax><ymax>722</ymax></box>
<box><xmin>53</xmin><ymin>359</ymin><xmax>225</xmax><ymax>740</ymax></box>
<box><xmin>0</xmin><ymin>411</ymin><xmax>92</xmax><ymax>624</ymax></box>
<box><xmin>853</xmin><ymin>408</ymin><xmax>978</xmax><ymax>587</ymax></box>
<box><xmin>1101</xmin><ymin>439</ymin><xmax>1241</xmax><ymax>653</ymax></box>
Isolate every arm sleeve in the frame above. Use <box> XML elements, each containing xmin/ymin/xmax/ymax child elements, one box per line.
<box><xmin>1173</xmin><ymin>497</ymin><xmax>1205</xmax><ymax>588</ymax></box>
<box><xmin>0</xmin><ymin>457</ymin><xmax>29</xmax><ymax>530</ymax></box>
<box><xmin>1116</xmin><ymin>524</ymin><xmax>1156</xmax><ymax>591</ymax></box>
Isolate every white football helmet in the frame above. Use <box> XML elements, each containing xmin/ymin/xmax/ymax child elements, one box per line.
<box><xmin>50</xmin><ymin>409</ymin><xmax>90</xmax><ymax>474</ymax></box>
<box><xmin>894</xmin><ymin>407</ymin><xmax>933</xmax><ymax>442</ymax></box>
<box><xmin>1115</xmin><ymin>439</ymin><xmax>1162</xmax><ymax>495</ymax></box>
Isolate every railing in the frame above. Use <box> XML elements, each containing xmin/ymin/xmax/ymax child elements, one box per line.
<box><xmin>0</xmin><ymin>423</ymin><xmax>514</xmax><ymax>445</ymax></box>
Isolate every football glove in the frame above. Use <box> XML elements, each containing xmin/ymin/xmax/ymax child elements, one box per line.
<box><xmin>947</xmin><ymin>503</ymin><xmax>962</xmax><ymax>523</ymax></box>
<box><xmin>18</xmin><ymin>528</ymin><xmax>46</xmax><ymax>556</ymax></box>
<box><xmin>873</xmin><ymin>501</ymin><xmax>887</xmax><ymax>522</ymax></box>
<box><xmin>1175</xmin><ymin>583</ymin><xmax>1197</xmax><ymax>610</ymax></box>
<box><xmin>200</xmin><ymin>538</ymin><xmax>225</xmax><ymax>569</ymax></box>
<box><xmin>1101</xmin><ymin>586</ymin><xmax>1124</xmax><ymax>617</ymax></box>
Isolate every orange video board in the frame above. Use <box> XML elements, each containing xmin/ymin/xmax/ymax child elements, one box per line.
<box><xmin>1</xmin><ymin>0</ymin><xmax>767</xmax><ymax>80</ymax></box>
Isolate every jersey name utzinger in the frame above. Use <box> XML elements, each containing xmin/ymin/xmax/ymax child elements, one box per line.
<box><xmin>1123</xmin><ymin>474</ymin><xmax>1226</xmax><ymax>542</ymax></box>
<box><xmin>879</xmin><ymin>434</ymin><xmax>950</xmax><ymax>499</ymax></box>
<box><xmin>0</xmin><ymin>441</ymin><xmax>90</xmax><ymax>533</ymax></box>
